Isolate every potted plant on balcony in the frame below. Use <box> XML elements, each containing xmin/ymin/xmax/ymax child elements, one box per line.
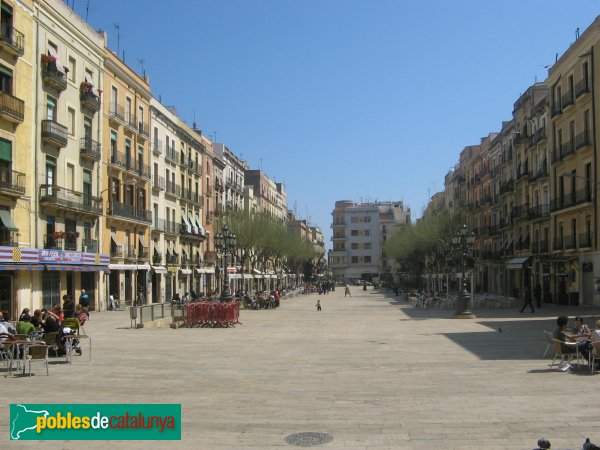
<box><xmin>40</xmin><ymin>54</ymin><xmax>57</xmax><ymax>69</ymax></box>
<box><xmin>53</xmin><ymin>230</ymin><xmax>66</xmax><ymax>239</ymax></box>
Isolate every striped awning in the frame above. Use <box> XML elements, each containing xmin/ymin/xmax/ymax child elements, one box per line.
<box><xmin>45</xmin><ymin>264</ymin><xmax>108</xmax><ymax>272</ymax></box>
<box><xmin>0</xmin><ymin>264</ymin><xmax>44</xmax><ymax>271</ymax></box>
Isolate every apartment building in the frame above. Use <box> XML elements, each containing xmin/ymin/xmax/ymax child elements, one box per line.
<box><xmin>0</xmin><ymin>0</ymin><xmax>33</xmax><ymax>316</ymax></box>
<box><xmin>548</xmin><ymin>18</ymin><xmax>599</xmax><ymax>306</ymax></box>
<box><xmin>213</xmin><ymin>143</ymin><xmax>246</xmax><ymax>213</ymax></box>
<box><xmin>329</xmin><ymin>200</ymin><xmax>410</xmax><ymax>282</ymax></box>
<box><xmin>244</xmin><ymin>169</ymin><xmax>287</xmax><ymax>221</ymax></box>
<box><xmin>35</xmin><ymin>0</ymin><xmax>107</xmax><ymax>311</ymax></box>
<box><xmin>103</xmin><ymin>47</ymin><xmax>152</xmax><ymax>306</ymax></box>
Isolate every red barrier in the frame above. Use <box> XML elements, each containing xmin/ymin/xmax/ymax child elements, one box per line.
<box><xmin>183</xmin><ymin>301</ymin><xmax>240</xmax><ymax>327</ymax></box>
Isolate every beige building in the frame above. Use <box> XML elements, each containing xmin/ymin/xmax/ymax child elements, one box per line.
<box><xmin>103</xmin><ymin>47</ymin><xmax>152</xmax><ymax>306</ymax></box>
<box><xmin>34</xmin><ymin>0</ymin><xmax>106</xmax><ymax>311</ymax></box>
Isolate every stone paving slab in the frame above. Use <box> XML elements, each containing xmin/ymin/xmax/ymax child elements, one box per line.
<box><xmin>2</xmin><ymin>286</ymin><xmax>600</xmax><ymax>449</ymax></box>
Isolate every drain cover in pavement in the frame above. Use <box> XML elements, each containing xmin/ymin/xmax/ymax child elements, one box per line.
<box><xmin>284</xmin><ymin>432</ymin><xmax>333</xmax><ymax>447</ymax></box>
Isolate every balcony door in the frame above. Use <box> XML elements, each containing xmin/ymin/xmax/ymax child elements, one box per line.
<box><xmin>0</xmin><ymin>138</ymin><xmax>11</xmax><ymax>188</ymax></box>
<box><xmin>65</xmin><ymin>219</ymin><xmax>76</xmax><ymax>251</ymax></box>
<box><xmin>46</xmin><ymin>96</ymin><xmax>56</xmax><ymax>121</ymax></box>
<box><xmin>46</xmin><ymin>157</ymin><xmax>56</xmax><ymax>196</ymax></box>
<box><xmin>83</xmin><ymin>169</ymin><xmax>92</xmax><ymax>206</ymax></box>
<box><xmin>0</xmin><ymin>65</ymin><xmax>13</xmax><ymax>95</ymax></box>
<box><xmin>83</xmin><ymin>116</ymin><xmax>92</xmax><ymax>147</ymax></box>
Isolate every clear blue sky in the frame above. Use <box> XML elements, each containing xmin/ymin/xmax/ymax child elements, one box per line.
<box><xmin>79</xmin><ymin>0</ymin><xmax>599</xmax><ymax>249</ymax></box>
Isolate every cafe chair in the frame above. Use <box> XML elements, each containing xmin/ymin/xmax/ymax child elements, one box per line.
<box><xmin>26</xmin><ymin>344</ymin><xmax>49</xmax><ymax>376</ymax></box>
<box><xmin>542</xmin><ymin>331</ymin><xmax>553</xmax><ymax>358</ymax></box>
<box><xmin>550</xmin><ymin>339</ymin><xmax>575</xmax><ymax>368</ymax></box>
<box><xmin>590</xmin><ymin>342</ymin><xmax>600</xmax><ymax>374</ymax></box>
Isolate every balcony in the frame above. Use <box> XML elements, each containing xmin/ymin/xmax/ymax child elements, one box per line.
<box><xmin>125</xmin><ymin>247</ymin><xmax>137</xmax><ymax>259</ymax></box>
<box><xmin>579</xmin><ymin>233</ymin><xmax>592</xmax><ymax>249</ymax></box>
<box><xmin>152</xmin><ymin>175</ymin><xmax>165</xmax><ymax>191</ymax></box>
<box><xmin>529</xmin><ymin>127</ymin><xmax>547</xmax><ymax>146</ymax></box>
<box><xmin>166</xmin><ymin>254</ymin><xmax>179</xmax><ymax>265</ymax></box>
<box><xmin>0</xmin><ymin>226</ymin><xmax>17</xmax><ymax>246</ymax></box>
<box><xmin>152</xmin><ymin>139</ymin><xmax>163</xmax><ymax>155</ymax></box>
<box><xmin>41</xmin><ymin>120</ymin><xmax>68</xmax><ymax>148</ymax></box>
<box><xmin>138</xmin><ymin>246</ymin><xmax>149</xmax><ymax>260</ymax></box>
<box><xmin>125</xmin><ymin>112</ymin><xmax>137</xmax><ymax>132</ymax></box>
<box><xmin>0</xmin><ymin>167</ymin><xmax>25</xmax><ymax>196</ymax></box>
<box><xmin>64</xmin><ymin>236</ymin><xmax>78</xmax><ymax>251</ymax></box>
<box><xmin>109</xmin><ymin>150</ymin><xmax>127</xmax><ymax>170</ymax></box>
<box><xmin>0</xmin><ymin>91</ymin><xmax>24</xmax><ymax>123</ymax></box>
<box><xmin>165</xmin><ymin>146</ymin><xmax>177</xmax><ymax>163</ymax></box>
<box><xmin>41</xmin><ymin>63</ymin><xmax>67</xmax><ymax>92</ymax></box>
<box><xmin>0</xmin><ymin>25</ymin><xmax>24</xmax><ymax>56</ymax></box>
<box><xmin>108</xmin><ymin>201</ymin><xmax>152</xmax><ymax>224</ymax></box>
<box><xmin>165</xmin><ymin>181</ymin><xmax>181</xmax><ymax>197</ymax></box>
<box><xmin>80</xmin><ymin>137</ymin><xmax>101</xmax><ymax>161</ymax></box>
<box><xmin>44</xmin><ymin>234</ymin><xmax>62</xmax><ymax>250</ymax></box>
<box><xmin>532</xmin><ymin>240</ymin><xmax>549</xmax><ymax>254</ymax></box>
<box><xmin>575</xmin><ymin>78</ymin><xmax>590</xmax><ymax>98</ymax></box>
<box><xmin>551</xmin><ymin>188</ymin><xmax>592</xmax><ymax>212</ymax></box>
<box><xmin>135</xmin><ymin>161</ymin><xmax>151</xmax><ymax>179</ymax></box>
<box><xmin>138</xmin><ymin>122</ymin><xmax>149</xmax><ymax>140</ymax></box>
<box><xmin>527</xmin><ymin>204</ymin><xmax>550</xmax><ymax>220</ymax></box>
<box><xmin>551</xmin><ymin>103</ymin><xmax>562</xmax><ymax>118</ymax></box>
<box><xmin>204</xmin><ymin>251</ymin><xmax>217</xmax><ymax>265</ymax></box>
<box><xmin>79</xmin><ymin>89</ymin><xmax>101</xmax><ymax>113</ymax></box>
<box><xmin>564</xmin><ymin>234</ymin><xmax>577</xmax><ymax>250</ymax></box>
<box><xmin>152</xmin><ymin>253</ymin><xmax>162</xmax><ymax>264</ymax></box>
<box><xmin>39</xmin><ymin>185</ymin><xmax>102</xmax><ymax>216</ymax></box>
<box><xmin>206</xmin><ymin>211</ymin><xmax>214</xmax><ymax>223</ymax></box>
<box><xmin>109</xmin><ymin>103</ymin><xmax>125</xmax><ymax>124</ymax></box>
<box><xmin>82</xmin><ymin>238</ymin><xmax>98</xmax><ymax>253</ymax></box>
<box><xmin>111</xmin><ymin>244</ymin><xmax>124</xmax><ymax>258</ymax></box>
<box><xmin>529</xmin><ymin>161</ymin><xmax>548</xmax><ymax>182</ymax></box>
<box><xmin>554</xmin><ymin>237</ymin><xmax>564</xmax><ymax>251</ymax></box>
<box><xmin>179</xmin><ymin>223</ymin><xmax>206</xmax><ymax>241</ymax></box>
<box><xmin>575</xmin><ymin>131</ymin><xmax>592</xmax><ymax>151</ymax></box>
<box><xmin>152</xmin><ymin>218</ymin><xmax>178</xmax><ymax>234</ymax></box>
<box><xmin>561</xmin><ymin>91</ymin><xmax>574</xmax><ymax>110</ymax></box>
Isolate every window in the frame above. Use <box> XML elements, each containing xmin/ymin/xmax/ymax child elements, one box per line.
<box><xmin>68</xmin><ymin>56</ymin><xmax>76</xmax><ymax>82</ymax></box>
<box><xmin>125</xmin><ymin>138</ymin><xmax>131</xmax><ymax>167</ymax></box>
<box><xmin>364</xmin><ymin>242</ymin><xmax>371</xmax><ymax>249</ymax></box>
<box><xmin>0</xmin><ymin>65</ymin><xmax>12</xmax><ymax>94</ymax></box>
<box><xmin>84</xmin><ymin>68</ymin><xmax>93</xmax><ymax>84</ymax></box>
<box><xmin>67</xmin><ymin>107</ymin><xmax>75</xmax><ymax>135</ymax></box>
<box><xmin>364</xmin><ymin>216</ymin><xmax>371</xmax><ymax>222</ymax></box>
<box><xmin>351</xmin><ymin>256</ymin><xmax>358</xmax><ymax>264</ymax></box>
<box><xmin>66</xmin><ymin>163</ymin><xmax>74</xmax><ymax>190</ymax></box>
<box><xmin>351</xmin><ymin>243</ymin><xmax>359</xmax><ymax>249</ymax></box>
<box><xmin>46</xmin><ymin>96</ymin><xmax>56</xmax><ymax>121</ymax></box>
<box><xmin>364</xmin><ymin>256</ymin><xmax>371</xmax><ymax>263</ymax></box>
<box><xmin>351</xmin><ymin>230</ymin><xmax>358</xmax><ymax>236</ymax></box>
<box><xmin>83</xmin><ymin>116</ymin><xmax>92</xmax><ymax>142</ymax></box>
<box><xmin>111</xmin><ymin>86</ymin><xmax>118</xmax><ymax>112</ymax></box>
<box><xmin>82</xmin><ymin>170</ymin><xmax>91</xmax><ymax>206</ymax></box>
<box><xmin>110</xmin><ymin>130</ymin><xmax>117</xmax><ymax>160</ymax></box>
<box><xmin>365</xmin><ymin>229</ymin><xmax>371</xmax><ymax>236</ymax></box>
<box><xmin>0</xmin><ymin>138</ymin><xmax>12</xmax><ymax>177</ymax></box>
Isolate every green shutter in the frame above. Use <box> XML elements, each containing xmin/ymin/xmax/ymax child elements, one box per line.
<box><xmin>0</xmin><ymin>139</ymin><xmax>11</xmax><ymax>163</ymax></box>
<box><xmin>0</xmin><ymin>65</ymin><xmax>13</xmax><ymax>78</ymax></box>
<box><xmin>1</xmin><ymin>3</ymin><xmax>13</xmax><ymax>15</ymax></box>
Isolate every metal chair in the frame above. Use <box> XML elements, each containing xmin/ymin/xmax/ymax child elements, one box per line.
<box><xmin>550</xmin><ymin>339</ymin><xmax>576</xmax><ymax>368</ymax></box>
<box><xmin>542</xmin><ymin>330</ymin><xmax>553</xmax><ymax>358</ymax></box>
<box><xmin>590</xmin><ymin>342</ymin><xmax>600</xmax><ymax>374</ymax></box>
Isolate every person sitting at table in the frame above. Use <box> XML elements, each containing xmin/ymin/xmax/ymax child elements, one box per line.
<box><xmin>63</xmin><ymin>295</ymin><xmax>75</xmax><ymax>319</ymax></box>
<box><xmin>0</xmin><ymin>311</ymin><xmax>16</xmax><ymax>334</ymax></box>
<box><xmin>554</xmin><ymin>315</ymin><xmax>590</xmax><ymax>363</ymax></box>
<box><xmin>43</xmin><ymin>310</ymin><xmax>60</xmax><ymax>333</ymax></box>
<box><xmin>30</xmin><ymin>309</ymin><xmax>43</xmax><ymax>328</ymax></box>
<box><xmin>19</xmin><ymin>308</ymin><xmax>31</xmax><ymax>322</ymax></box>
<box><xmin>15</xmin><ymin>315</ymin><xmax>35</xmax><ymax>337</ymax></box>
<box><xmin>573</xmin><ymin>316</ymin><xmax>591</xmax><ymax>336</ymax></box>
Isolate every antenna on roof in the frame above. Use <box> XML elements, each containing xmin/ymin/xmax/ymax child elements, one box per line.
<box><xmin>113</xmin><ymin>23</ymin><xmax>121</xmax><ymax>56</ymax></box>
<box><xmin>137</xmin><ymin>58</ymin><xmax>145</xmax><ymax>76</ymax></box>
<box><xmin>192</xmin><ymin>111</ymin><xmax>197</xmax><ymax>130</ymax></box>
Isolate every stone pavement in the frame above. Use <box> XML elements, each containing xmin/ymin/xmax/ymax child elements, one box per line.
<box><xmin>2</xmin><ymin>286</ymin><xmax>600</xmax><ymax>449</ymax></box>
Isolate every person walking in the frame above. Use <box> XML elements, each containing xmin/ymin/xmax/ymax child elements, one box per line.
<box><xmin>78</xmin><ymin>289</ymin><xmax>89</xmax><ymax>309</ymax></box>
<box><xmin>534</xmin><ymin>283</ymin><xmax>542</xmax><ymax>309</ymax></box>
<box><xmin>519</xmin><ymin>284</ymin><xmax>535</xmax><ymax>313</ymax></box>
<box><xmin>316</xmin><ymin>299</ymin><xmax>321</xmax><ymax>311</ymax></box>
<box><xmin>344</xmin><ymin>285</ymin><xmax>351</xmax><ymax>297</ymax></box>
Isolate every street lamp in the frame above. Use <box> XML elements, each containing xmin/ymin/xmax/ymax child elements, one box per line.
<box><xmin>452</xmin><ymin>224</ymin><xmax>476</xmax><ymax>319</ymax></box>
<box><xmin>214</xmin><ymin>223</ymin><xmax>236</xmax><ymax>301</ymax></box>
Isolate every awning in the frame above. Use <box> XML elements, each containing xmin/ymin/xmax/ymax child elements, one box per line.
<box><xmin>196</xmin><ymin>267</ymin><xmax>215</xmax><ymax>274</ymax></box>
<box><xmin>181</xmin><ymin>212</ymin><xmax>192</xmax><ymax>233</ymax></box>
<box><xmin>151</xmin><ymin>265</ymin><xmax>167</xmax><ymax>274</ymax></box>
<box><xmin>0</xmin><ymin>264</ymin><xmax>44</xmax><ymax>271</ymax></box>
<box><xmin>189</xmin><ymin>213</ymin><xmax>198</xmax><ymax>234</ymax></box>
<box><xmin>111</xmin><ymin>231</ymin><xmax>121</xmax><ymax>246</ymax></box>
<box><xmin>195</xmin><ymin>214</ymin><xmax>205</xmax><ymax>236</ymax></box>
<box><xmin>108</xmin><ymin>263</ymin><xmax>137</xmax><ymax>270</ymax></box>
<box><xmin>46</xmin><ymin>264</ymin><xmax>108</xmax><ymax>272</ymax></box>
<box><xmin>0</xmin><ymin>209</ymin><xmax>16</xmax><ymax>231</ymax></box>
<box><xmin>47</xmin><ymin>46</ymin><xmax>64</xmax><ymax>73</ymax></box>
<box><xmin>180</xmin><ymin>268</ymin><xmax>192</xmax><ymax>275</ymax></box>
<box><xmin>137</xmin><ymin>264</ymin><xmax>150</xmax><ymax>270</ymax></box>
<box><xmin>506</xmin><ymin>257</ymin><xmax>530</xmax><ymax>269</ymax></box>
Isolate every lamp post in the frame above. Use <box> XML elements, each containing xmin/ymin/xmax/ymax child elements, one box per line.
<box><xmin>214</xmin><ymin>224</ymin><xmax>236</xmax><ymax>301</ymax></box>
<box><xmin>452</xmin><ymin>224</ymin><xmax>476</xmax><ymax>319</ymax></box>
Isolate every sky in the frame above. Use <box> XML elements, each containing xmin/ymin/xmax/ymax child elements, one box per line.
<box><xmin>76</xmin><ymin>0</ymin><xmax>600</xmax><ymax>249</ymax></box>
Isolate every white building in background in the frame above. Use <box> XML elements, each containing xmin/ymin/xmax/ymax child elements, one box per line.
<box><xmin>329</xmin><ymin>200</ymin><xmax>411</xmax><ymax>282</ymax></box>
<box><xmin>212</xmin><ymin>143</ymin><xmax>246</xmax><ymax>213</ymax></box>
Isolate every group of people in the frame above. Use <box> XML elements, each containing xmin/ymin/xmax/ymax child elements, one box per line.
<box><xmin>554</xmin><ymin>315</ymin><xmax>600</xmax><ymax>370</ymax></box>
<box><xmin>0</xmin><ymin>291</ymin><xmax>90</xmax><ymax>357</ymax></box>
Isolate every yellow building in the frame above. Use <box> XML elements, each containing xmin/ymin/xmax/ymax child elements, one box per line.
<box><xmin>103</xmin><ymin>48</ymin><xmax>152</xmax><ymax>306</ymax></box>
<box><xmin>0</xmin><ymin>0</ymin><xmax>33</xmax><ymax>317</ymax></box>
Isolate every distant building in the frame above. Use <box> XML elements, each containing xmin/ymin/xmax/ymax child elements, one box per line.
<box><xmin>328</xmin><ymin>200</ymin><xmax>411</xmax><ymax>281</ymax></box>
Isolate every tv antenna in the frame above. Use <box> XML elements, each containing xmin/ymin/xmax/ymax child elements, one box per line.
<box><xmin>137</xmin><ymin>58</ymin><xmax>145</xmax><ymax>76</ymax></box>
<box><xmin>113</xmin><ymin>23</ymin><xmax>121</xmax><ymax>56</ymax></box>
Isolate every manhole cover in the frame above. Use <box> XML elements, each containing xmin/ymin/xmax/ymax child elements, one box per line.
<box><xmin>284</xmin><ymin>432</ymin><xmax>334</xmax><ymax>447</ymax></box>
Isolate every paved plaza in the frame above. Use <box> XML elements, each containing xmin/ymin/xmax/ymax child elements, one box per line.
<box><xmin>2</xmin><ymin>286</ymin><xmax>600</xmax><ymax>449</ymax></box>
